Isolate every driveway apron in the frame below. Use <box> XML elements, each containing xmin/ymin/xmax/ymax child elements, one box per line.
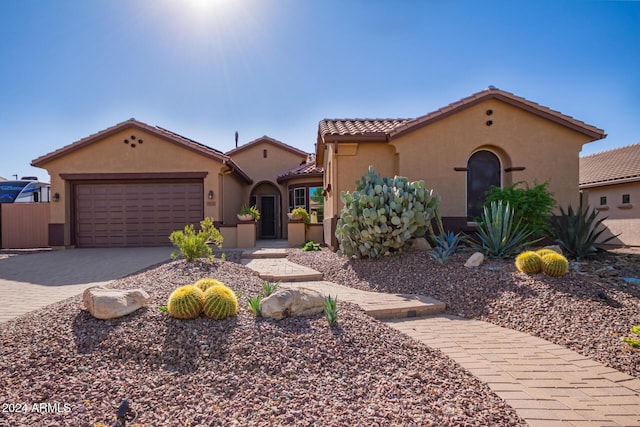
<box><xmin>0</xmin><ymin>247</ymin><xmax>173</xmax><ymax>323</ymax></box>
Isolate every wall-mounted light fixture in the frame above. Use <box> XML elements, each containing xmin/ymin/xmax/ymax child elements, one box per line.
<box><xmin>208</xmin><ymin>190</ymin><xmax>214</xmax><ymax>200</ymax></box>
<box><xmin>53</xmin><ymin>193</ymin><xmax>60</xmax><ymax>202</ymax></box>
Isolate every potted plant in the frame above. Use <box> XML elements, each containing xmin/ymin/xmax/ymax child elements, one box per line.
<box><xmin>289</xmin><ymin>207</ymin><xmax>310</xmax><ymax>229</ymax></box>
<box><xmin>237</xmin><ymin>204</ymin><xmax>260</xmax><ymax>221</ymax></box>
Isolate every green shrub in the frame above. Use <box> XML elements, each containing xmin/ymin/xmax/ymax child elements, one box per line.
<box><xmin>291</xmin><ymin>207</ymin><xmax>310</xmax><ymax>229</ymax></box>
<box><xmin>336</xmin><ymin>166</ymin><xmax>440</xmax><ymax>258</ymax></box>
<box><xmin>551</xmin><ymin>199</ymin><xmax>618</xmax><ymax>259</ymax></box>
<box><xmin>239</xmin><ymin>204</ymin><xmax>260</xmax><ymax>221</ymax></box>
<box><xmin>261</xmin><ymin>280</ymin><xmax>280</xmax><ymax>296</ymax></box>
<box><xmin>247</xmin><ymin>295</ymin><xmax>262</xmax><ymax>316</ymax></box>
<box><xmin>169</xmin><ymin>217</ymin><xmax>223</xmax><ymax>262</ymax></box>
<box><xmin>515</xmin><ymin>251</ymin><xmax>543</xmax><ymax>273</ymax></box>
<box><xmin>469</xmin><ymin>200</ymin><xmax>539</xmax><ymax>258</ymax></box>
<box><xmin>302</xmin><ymin>240</ymin><xmax>321</xmax><ymax>251</ymax></box>
<box><xmin>485</xmin><ymin>181</ymin><xmax>556</xmax><ymax>239</ymax></box>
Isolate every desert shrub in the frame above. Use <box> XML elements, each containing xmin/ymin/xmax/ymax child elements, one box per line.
<box><xmin>429</xmin><ymin>209</ymin><xmax>464</xmax><ymax>265</ymax></box>
<box><xmin>469</xmin><ymin>200</ymin><xmax>539</xmax><ymax>258</ymax></box>
<box><xmin>485</xmin><ymin>181</ymin><xmax>556</xmax><ymax>239</ymax></box>
<box><xmin>302</xmin><ymin>240</ymin><xmax>321</xmax><ymax>251</ymax></box>
<box><xmin>169</xmin><ymin>217</ymin><xmax>223</xmax><ymax>262</ymax></box>
<box><xmin>336</xmin><ymin>166</ymin><xmax>440</xmax><ymax>258</ymax></box>
<box><xmin>551</xmin><ymin>199</ymin><xmax>618</xmax><ymax>259</ymax></box>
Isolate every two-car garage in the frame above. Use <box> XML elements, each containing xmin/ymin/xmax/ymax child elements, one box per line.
<box><xmin>73</xmin><ymin>180</ymin><xmax>203</xmax><ymax>247</ymax></box>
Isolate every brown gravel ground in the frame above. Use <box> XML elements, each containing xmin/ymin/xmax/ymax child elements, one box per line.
<box><xmin>0</xmin><ymin>257</ymin><xmax>526</xmax><ymax>426</ymax></box>
<box><xmin>287</xmin><ymin>246</ymin><xmax>640</xmax><ymax>379</ymax></box>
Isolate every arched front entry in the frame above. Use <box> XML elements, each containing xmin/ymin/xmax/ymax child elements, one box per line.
<box><xmin>250</xmin><ymin>181</ymin><xmax>282</xmax><ymax>239</ymax></box>
<box><xmin>467</xmin><ymin>150</ymin><xmax>501</xmax><ymax>221</ymax></box>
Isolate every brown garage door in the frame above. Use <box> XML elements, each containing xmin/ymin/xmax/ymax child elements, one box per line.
<box><xmin>74</xmin><ymin>181</ymin><xmax>203</xmax><ymax>247</ymax></box>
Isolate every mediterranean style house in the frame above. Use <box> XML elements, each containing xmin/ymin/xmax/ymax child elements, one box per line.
<box><xmin>31</xmin><ymin>120</ymin><xmax>323</xmax><ymax>247</ymax></box>
<box><xmin>31</xmin><ymin>87</ymin><xmax>605</xmax><ymax>249</ymax></box>
<box><xmin>316</xmin><ymin>87</ymin><xmax>605</xmax><ymax>248</ymax></box>
<box><xmin>580</xmin><ymin>143</ymin><xmax>640</xmax><ymax>247</ymax></box>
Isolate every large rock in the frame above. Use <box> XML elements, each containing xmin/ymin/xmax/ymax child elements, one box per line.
<box><xmin>410</xmin><ymin>237</ymin><xmax>431</xmax><ymax>251</ymax></box>
<box><xmin>260</xmin><ymin>288</ymin><xmax>325</xmax><ymax>320</ymax></box>
<box><xmin>464</xmin><ymin>252</ymin><xmax>484</xmax><ymax>268</ymax></box>
<box><xmin>83</xmin><ymin>286</ymin><xmax>150</xmax><ymax>320</ymax></box>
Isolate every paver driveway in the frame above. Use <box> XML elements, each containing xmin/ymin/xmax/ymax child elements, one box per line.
<box><xmin>0</xmin><ymin>247</ymin><xmax>173</xmax><ymax>323</ymax></box>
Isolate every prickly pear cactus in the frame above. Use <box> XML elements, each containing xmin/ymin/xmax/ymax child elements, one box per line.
<box><xmin>541</xmin><ymin>252</ymin><xmax>569</xmax><ymax>277</ymax></box>
<box><xmin>202</xmin><ymin>284</ymin><xmax>239</xmax><ymax>320</ymax></box>
<box><xmin>194</xmin><ymin>278</ymin><xmax>225</xmax><ymax>292</ymax></box>
<box><xmin>336</xmin><ymin>166</ymin><xmax>440</xmax><ymax>258</ymax></box>
<box><xmin>515</xmin><ymin>251</ymin><xmax>542</xmax><ymax>274</ymax></box>
<box><xmin>167</xmin><ymin>285</ymin><xmax>204</xmax><ymax>319</ymax></box>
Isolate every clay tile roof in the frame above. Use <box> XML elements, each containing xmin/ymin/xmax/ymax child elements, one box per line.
<box><xmin>277</xmin><ymin>154</ymin><xmax>324</xmax><ymax>183</ymax></box>
<box><xmin>579</xmin><ymin>142</ymin><xmax>640</xmax><ymax>188</ymax></box>
<box><xmin>318</xmin><ymin>118</ymin><xmax>411</xmax><ymax>139</ymax></box>
<box><xmin>226</xmin><ymin>135</ymin><xmax>308</xmax><ymax>158</ymax></box>
<box><xmin>317</xmin><ymin>87</ymin><xmax>605</xmax><ymax>143</ymax></box>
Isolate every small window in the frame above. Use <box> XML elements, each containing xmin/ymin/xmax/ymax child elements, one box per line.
<box><xmin>622</xmin><ymin>194</ymin><xmax>630</xmax><ymax>204</ymax></box>
<box><xmin>293</xmin><ymin>188</ymin><xmax>306</xmax><ymax>210</ymax></box>
<box><xmin>263</xmin><ymin>149</ymin><xmax>268</xmax><ymax>158</ymax></box>
<box><xmin>600</xmin><ymin>196</ymin><xmax>607</xmax><ymax>206</ymax></box>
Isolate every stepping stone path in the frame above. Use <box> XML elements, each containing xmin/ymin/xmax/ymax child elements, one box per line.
<box><xmin>240</xmin><ymin>248</ymin><xmax>445</xmax><ymax>320</ymax></box>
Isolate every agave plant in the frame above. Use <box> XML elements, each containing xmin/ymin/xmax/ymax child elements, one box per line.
<box><xmin>551</xmin><ymin>199</ymin><xmax>618</xmax><ymax>259</ymax></box>
<box><xmin>430</xmin><ymin>231</ymin><xmax>465</xmax><ymax>264</ymax></box>
<box><xmin>469</xmin><ymin>200</ymin><xmax>539</xmax><ymax>258</ymax></box>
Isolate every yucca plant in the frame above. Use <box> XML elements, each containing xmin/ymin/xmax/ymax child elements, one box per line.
<box><xmin>468</xmin><ymin>200</ymin><xmax>539</xmax><ymax>258</ymax></box>
<box><xmin>551</xmin><ymin>199</ymin><xmax>618</xmax><ymax>259</ymax></box>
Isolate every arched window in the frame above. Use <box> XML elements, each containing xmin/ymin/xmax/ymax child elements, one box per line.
<box><xmin>467</xmin><ymin>150</ymin><xmax>501</xmax><ymax>221</ymax></box>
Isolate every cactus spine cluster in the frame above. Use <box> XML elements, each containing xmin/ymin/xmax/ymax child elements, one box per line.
<box><xmin>167</xmin><ymin>285</ymin><xmax>204</xmax><ymax>319</ymax></box>
<box><xmin>203</xmin><ymin>284</ymin><xmax>239</xmax><ymax>320</ymax></box>
<box><xmin>336</xmin><ymin>166</ymin><xmax>440</xmax><ymax>258</ymax></box>
<box><xmin>194</xmin><ymin>278</ymin><xmax>225</xmax><ymax>292</ymax></box>
<box><xmin>515</xmin><ymin>251</ymin><xmax>542</xmax><ymax>273</ymax></box>
<box><xmin>541</xmin><ymin>252</ymin><xmax>569</xmax><ymax>277</ymax></box>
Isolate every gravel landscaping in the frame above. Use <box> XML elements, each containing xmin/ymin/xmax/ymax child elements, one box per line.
<box><xmin>0</xmin><ymin>258</ymin><xmax>526</xmax><ymax>426</ymax></box>
<box><xmin>288</xmin><ymin>246</ymin><xmax>640</xmax><ymax>379</ymax></box>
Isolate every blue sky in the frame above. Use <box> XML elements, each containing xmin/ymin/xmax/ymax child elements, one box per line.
<box><xmin>1</xmin><ymin>0</ymin><xmax>638</xmax><ymax>181</ymax></box>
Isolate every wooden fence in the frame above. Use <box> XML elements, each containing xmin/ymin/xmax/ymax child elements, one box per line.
<box><xmin>0</xmin><ymin>203</ymin><xmax>50</xmax><ymax>249</ymax></box>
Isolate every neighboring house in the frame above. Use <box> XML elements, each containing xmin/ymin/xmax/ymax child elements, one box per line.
<box><xmin>31</xmin><ymin>119</ymin><xmax>322</xmax><ymax>247</ymax></box>
<box><xmin>316</xmin><ymin>87</ymin><xmax>606</xmax><ymax>248</ymax></box>
<box><xmin>580</xmin><ymin>142</ymin><xmax>640</xmax><ymax>247</ymax></box>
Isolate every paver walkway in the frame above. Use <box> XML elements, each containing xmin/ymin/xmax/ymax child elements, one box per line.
<box><xmin>243</xmin><ymin>248</ymin><xmax>640</xmax><ymax>426</ymax></box>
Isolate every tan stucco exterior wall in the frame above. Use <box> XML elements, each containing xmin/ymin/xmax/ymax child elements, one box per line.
<box><xmin>229</xmin><ymin>141</ymin><xmax>308</xmax><ymax>238</ymax></box>
<box><xmin>36</xmin><ymin>127</ymin><xmax>227</xmax><ymax>245</ymax></box>
<box><xmin>389</xmin><ymin>99</ymin><xmax>590</xmax><ymax>218</ymax></box>
<box><xmin>582</xmin><ymin>181</ymin><xmax>640</xmax><ymax>246</ymax></box>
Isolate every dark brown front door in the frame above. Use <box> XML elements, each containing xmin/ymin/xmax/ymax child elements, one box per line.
<box><xmin>259</xmin><ymin>195</ymin><xmax>277</xmax><ymax>239</ymax></box>
<box><xmin>74</xmin><ymin>181</ymin><xmax>203</xmax><ymax>247</ymax></box>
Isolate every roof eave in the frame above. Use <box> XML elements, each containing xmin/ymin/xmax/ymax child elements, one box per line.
<box><xmin>277</xmin><ymin>171</ymin><xmax>324</xmax><ymax>184</ymax></box>
<box><xmin>580</xmin><ymin>175</ymin><xmax>640</xmax><ymax>189</ymax></box>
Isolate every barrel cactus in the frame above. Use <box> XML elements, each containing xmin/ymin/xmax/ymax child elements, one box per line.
<box><xmin>194</xmin><ymin>278</ymin><xmax>225</xmax><ymax>292</ymax></box>
<box><xmin>167</xmin><ymin>285</ymin><xmax>204</xmax><ymax>319</ymax></box>
<box><xmin>336</xmin><ymin>166</ymin><xmax>440</xmax><ymax>258</ymax></box>
<box><xmin>535</xmin><ymin>248</ymin><xmax>558</xmax><ymax>258</ymax></box>
<box><xmin>541</xmin><ymin>252</ymin><xmax>569</xmax><ymax>277</ymax></box>
<box><xmin>515</xmin><ymin>251</ymin><xmax>542</xmax><ymax>274</ymax></box>
<box><xmin>202</xmin><ymin>283</ymin><xmax>239</xmax><ymax>320</ymax></box>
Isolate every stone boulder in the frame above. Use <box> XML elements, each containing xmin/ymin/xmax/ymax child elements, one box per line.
<box><xmin>260</xmin><ymin>288</ymin><xmax>325</xmax><ymax>320</ymax></box>
<box><xmin>83</xmin><ymin>286</ymin><xmax>150</xmax><ymax>320</ymax></box>
<box><xmin>410</xmin><ymin>237</ymin><xmax>431</xmax><ymax>251</ymax></box>
<box><xmin>464</xmin><ymin>252</ymin><xmax>484</xmax><ymax>268</ymax></box>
